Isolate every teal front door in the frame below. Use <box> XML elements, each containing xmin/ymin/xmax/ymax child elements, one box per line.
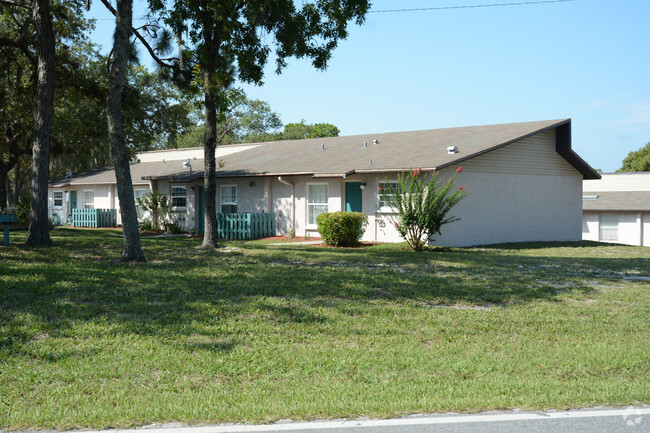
<box><xmin>69</xmin><ymin>190</ymin><xmax>77</xmax><ymax>223</ymax></box>
<box><xmin>345</xmin><ymin>182</ymin><xmax>363</xmax><ymax>212</ymax></box>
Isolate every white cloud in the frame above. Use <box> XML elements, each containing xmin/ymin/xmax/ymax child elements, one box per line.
<box><xmin>578</xmin><ymin>97</ymin><xmax>619</xmax><ymax>112</ymax></box>
<box><xmin>617</xmin><ymin>100</ymin><xmax>650</xmax><ymax>126</ymax></box>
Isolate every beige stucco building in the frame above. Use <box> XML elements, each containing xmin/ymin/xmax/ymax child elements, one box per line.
<box><xmin>49</xmin><ymin>119</ymin><xmax>599</xmax><ymax>246</ymax></box>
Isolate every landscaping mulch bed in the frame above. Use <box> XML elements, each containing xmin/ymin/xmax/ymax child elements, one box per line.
<box><xmin>258</xmin><ymin>235</ymin><xmax>320</xmax><ymax>242</ymax></box>
<box><xmin>312</xmin><ymin>241</ymin><xmax>383</xmax><ymax>248</ymax></box>
<box><xmin>258</xmin><ymin>235</ymin><xmax>382</xmax><ymax>248</ymax></box>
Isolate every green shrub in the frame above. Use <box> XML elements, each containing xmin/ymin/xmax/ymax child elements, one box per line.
<box><xmin>317</xmin><ymin>211</ymin><xmax>368</xmax><ymax>247</ymax></box>
<box><xmin>165</xmin><ymin>222</ymin><xmax>185</xmax><ymax>234</ymax></box>
<box><xmin>139</xmin><ymin>219</ymin><xmax>154</xmax><ymax>231</ymax></box>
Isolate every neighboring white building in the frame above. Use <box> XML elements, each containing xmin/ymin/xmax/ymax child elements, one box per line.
<box><xmin>582</xmin><ymin>172</ymin><xmax>650</xmax><ymax>247</ymax></box>
<box><xmin>49</xmin><ymin>119</ymin><xmax>599</xmax><ymax>246</ymax></box>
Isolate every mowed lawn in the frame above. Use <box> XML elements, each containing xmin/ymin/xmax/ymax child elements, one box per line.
<box><xmin>0</xmin><ymin>229</ymin><xmax>648</xmax><ymax>430</ymax></box>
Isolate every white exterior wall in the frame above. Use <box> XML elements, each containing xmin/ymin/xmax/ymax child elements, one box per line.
<box><xmin>136</xmin><ymin>145</ymin><xmax>260</xmax><ymax>162</ymax></box>
<box><xmin>263</xmin><ymin>170</ymin><xmax>583</xmax><ymax>247</ymax></box>
<box><xmin>584</xmin><ymin>172</ymin><xmax>650</xmax><ymax>192</ymax></box>
<box><xmin>582</xmin><ymin>173</ymin><xmax>650</xmax><ymax>246</ymax></box>
<box><xmin>273</xmin><ymin>180</ymin><xmax>294</xmax><ymax>235</ymax></box>
<box><xmin>582</xmin><ymin>211</ymin><xmax>649</xmax><ymax>246</ymax></box>
<box><xmin>293</xmin><ymin>177</ymin><xmax>343</xmax><ymax>237</ymax></box>
<box><xmin>432</xmin><ymin>130</ymin><xmax>583</xmax><ymax>246</ymax></box>
<box><xmin>582</xmin><ymin>212</ymin><xmax>600</xmax><ymax>242</ymax></box>
<box><xmin>618</xmin><ymin>213</ymin><xmax>641</xmax><ymax>246</ymax></box>
<box><xmin>152</xmin><ymin>180</ymin><xmax>198</xmax><ymax>231</ymax></box>
<box><xmin>432</xmin><ymin>170</ymin><xmax>582</xmax><ymax>246</ymax></box>
<box><xmin>114</xmin><ymin>184</ymin><xmax>150</xmax><ymax>226</ymax></box>
<box><xmin>215</xmin><ymin>178</ymin><xmax>268</xmax><ymax>214</ymax></box>
<box><xmin>48</xmin><ymin>188</ymin><xmax>67</xmax><ymax>224</ymax></box>
<box><xmin>48</xmin><ymin>184</ymin><xmax>114</xmax><ymax>225</ymax></box>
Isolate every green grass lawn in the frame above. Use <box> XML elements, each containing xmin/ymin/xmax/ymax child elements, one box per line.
<box><xmin>1</xmin><ymin>229</ymin><xmax>648</xmax><ymax>429</ymax></box>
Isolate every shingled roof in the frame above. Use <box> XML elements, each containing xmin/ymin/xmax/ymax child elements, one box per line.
<box><xmin>583</xmin><ymin>192</ymin><xmax>650</xmax><ymax>212</ymax></box>
<box><xmin>50</xmin><ymin>119</ymin><xmax>600</xmax><ymax>186</ymax></box>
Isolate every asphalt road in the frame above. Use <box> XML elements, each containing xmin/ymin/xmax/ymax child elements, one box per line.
<box><xmin>12</xmin><ymin>407</ymin><xmax>647</xmax><ymax>433</ymax></box>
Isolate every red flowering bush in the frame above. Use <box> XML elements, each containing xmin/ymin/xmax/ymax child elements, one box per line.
<box><xmin>380</xmin><ymin>167</ymin><xmax>470</xmax><ymax>251</ymax></box>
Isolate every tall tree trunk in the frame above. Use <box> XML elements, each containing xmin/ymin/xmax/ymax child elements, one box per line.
<box><xmin>0</xmin><ymin>164</ymin><xmax>8</xmax><ymax>211</ymax></box>
<box><xmin>26</xmin><ymin>0</ymin><xmax>54</xmax><ymax>246</ymax></box>
<box><xmin>201</xmin><ymin>22</ymin><xmax>219</xmax><ymax>249</ymax></box>
<box><xmin>0</xmin><ymin>153</ymin><xmax>21</xmax><ymax>210</ymax></box>
<box><xmin>108</xmin><ymin>0</ymin><xmax>145</xmax><ymax>261</ymax></box>
<box><xmin>201</xmin><ymin>69</ymin><xmax>218</xmax><ymax>248</ymax></box>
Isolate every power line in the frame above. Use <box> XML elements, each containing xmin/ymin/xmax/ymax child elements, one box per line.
<box><xmin>90</xmin><ymin>0</ymin><xmax>576</xmax><ymax>20</ymax></box>
<box><xmin>368</xmin><ymin>0</ymin><xmax>575</xmax><ymax>14</ymax></box>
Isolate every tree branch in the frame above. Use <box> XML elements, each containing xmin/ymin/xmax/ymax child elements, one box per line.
<box><xmin>0</xmin><ymin>35</ymin><xmax>24</xmax><ymax>48</ymax></box>
<box><xmin>98</xmin><ymin>0</ymin><xmax>176</xmax><ymax>69</ymax></box>
<box><xmin>0</xmin><ymin>35</ymin><xmax>36</xmax><ymax>65</ymax></box>
<box><xmin>0</xmin><ymin>0</ymin><xmax>30</xmax><ymax>9</ymax></box>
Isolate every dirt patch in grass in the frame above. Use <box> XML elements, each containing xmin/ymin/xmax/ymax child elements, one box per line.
<box><xmin>259</xmin><ymin>235</ymin><xmax>321</xmax><ymax>242</ymax></box>
<box><xmin>259</xmin><ymin>235</ymin><xmax>383</xmax><ymax>248</ymax></box>
<box><xmin>312</xmin><ymin>241</ymin><xmax>384</xmax><ymax>248</ymax></box>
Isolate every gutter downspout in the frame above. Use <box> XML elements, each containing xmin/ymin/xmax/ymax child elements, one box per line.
<box><xmin>277</xmin><ymin>176</ymin><xmax>295</xmax><ymax>233</ymax></box>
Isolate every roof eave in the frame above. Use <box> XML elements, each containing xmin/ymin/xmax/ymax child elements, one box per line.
<box><xmin>555</xmin><ymin>122</ymin><xmax>601</xmax><ymax>180</ymax></box>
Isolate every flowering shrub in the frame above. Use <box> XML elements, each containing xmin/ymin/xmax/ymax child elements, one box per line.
<box><xmin>317</xmin><ymin>211</ymin><xmax>368</xmax><ymax>247</ymax></box>
<box><xmin>380</xmin><ymin>167</ymin><xmax>470</xmax><ymax>251</ymax></box>
<box><xmin>136</xmin><ymin>191</ymin><xmax>170</xmax><ymax>231</ymax></box>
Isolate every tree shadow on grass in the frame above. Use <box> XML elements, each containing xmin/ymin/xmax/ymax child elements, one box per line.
<box><xmin>1</xmin><ymin>232</ymin><xmax>648</xmax><ymax>361</ymax></box>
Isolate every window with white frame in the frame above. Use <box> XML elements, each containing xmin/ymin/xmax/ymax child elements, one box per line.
<box><xmin>307</xmin><ymin>183</ymin><xmax>328</xmax><ymax>226</ymax></box>
<box><xmin>134</xmin><ymin>189</ymin><xmax>148</xmax><ymax>217</ymax></box>
<box><xmin>220</xmin><ymin>185</ymin><xmax>238</xmax><ymax>213</ymax></box>
<box><xmin>377</xmin><ymin>181</ymin><xmax>398</xmax><ymax>212</ymax></box>
<box><xmin>171</xmin><ymin>186</ymin><xmax>187</xmax><ymax>208</ymax></box>
<box><xmin>599</xmin><ymin>214</ymin><xmax>618</xmax><ymax>242</ymax></box>
<box><xmin>53</xmin><ymin>191</ymin><xmax>63</xmax><ymax>208</ymax></box>
<box><xmin>83</xmin><ymin>190</ymin><xmax>94</xmax><ymax>209</ymax></box>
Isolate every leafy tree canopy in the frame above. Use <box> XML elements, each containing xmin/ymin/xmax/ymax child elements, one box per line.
<box><xmin>0</xmin><ymin>0</ymin><xmax>97</xmax><ymax>209</ymax></box>
<box><xmin>0</xmin><ymin>0</ymin><xmax>194</xmax><ymax>208</ymax></box>
<box><xmin>282</xmin><ymin>120</ymin><xmax>339</xmax><ymax>140</ymax></box>
<box><xmin>618</xmin><ymin>142</ymin><xmax>650</xmax><ymax>172</ymax></box>
<box><xmin>175</xmin><ymin>89</ymin><xmax>282</xmax><ymax>148</ymax></box>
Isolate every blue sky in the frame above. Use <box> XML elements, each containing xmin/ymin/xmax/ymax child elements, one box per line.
<box><xmin>88</xmin><ymin>0</ymin><xmax>650</xmax><ymax>172</ymax></box>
